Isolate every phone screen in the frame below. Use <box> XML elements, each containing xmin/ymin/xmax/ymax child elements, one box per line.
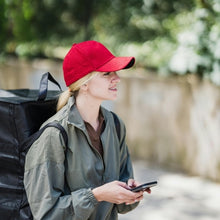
<box><xmin>130</xmin><ymin>181</ymin><xmax>157</xmax><ymax>192</ymax></box>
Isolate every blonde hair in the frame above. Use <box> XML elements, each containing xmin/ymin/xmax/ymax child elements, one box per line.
<box><xmin>57</xmin><ymin>72</ymin><xmax>98</xmax><ymax>111</ymax></box>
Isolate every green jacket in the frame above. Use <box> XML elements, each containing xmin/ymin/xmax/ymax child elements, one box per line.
<box><xmin>24</xmin><ymin>97</ymin><xmax>138</xmax><ymax>220</ymax></box>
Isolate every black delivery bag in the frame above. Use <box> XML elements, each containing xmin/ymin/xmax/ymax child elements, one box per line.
<box><xmin>0</xmin><ymin>72</ymin><xmax>63</xmax><ymax>220</ymax></box>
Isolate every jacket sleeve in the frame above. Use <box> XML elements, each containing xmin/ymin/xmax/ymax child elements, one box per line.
<box><xmin>24</xmin><ymin>128</ymin><xmax>98</xmax><ymax>220</ymax></box>
<box><xmin>115</xmin><ymin>120</ymin><xmax>139</xmax><ymax>214</ymax></box>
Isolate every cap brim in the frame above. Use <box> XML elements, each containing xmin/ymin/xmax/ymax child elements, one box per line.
<box><xmin>96</xmin><ymin>57</ymin><xmax>135</xmax><ymax>72</ymax></box>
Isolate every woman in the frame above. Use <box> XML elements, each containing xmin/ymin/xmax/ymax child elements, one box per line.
<box><xmin>24</xmin><ymin>40</ymin><xmax>150</xmax><ymax>220</ymax></box>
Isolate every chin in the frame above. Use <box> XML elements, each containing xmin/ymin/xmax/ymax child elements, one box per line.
<box><xmin>102</xmin><ymin>93</ymin><xmax>118</xmax><ymax>101</ymax></box>
<box><xmin>111</xmin><ymin>96</ymin><xmax>117</xmax><ymax>101</ymax></box>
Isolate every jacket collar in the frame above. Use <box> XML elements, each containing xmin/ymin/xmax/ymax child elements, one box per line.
<box><xmin>67</xmin><ymin>96</ymin><xmax>85</xmax><ymax>130</ymax></box>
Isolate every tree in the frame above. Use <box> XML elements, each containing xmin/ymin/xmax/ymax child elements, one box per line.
<box><xmin>0</xmin><ymin>0</ymin><xmax>7</xmax><ymax>52</ymax></box>
<box><xmin>169</xmin><ymin>0</ymin><xmax>220</xmax><ymax>85</ymax></box>
<box><xmin>1</xmin><ymin>0</ymin><xmax>219</xmax><ymax>85</ymax></box>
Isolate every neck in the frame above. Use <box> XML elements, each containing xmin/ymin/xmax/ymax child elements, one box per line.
<box><xmin>76</xmin><ymin>94</ymin><xmax>101</xmax><ymax>130</ymax></box>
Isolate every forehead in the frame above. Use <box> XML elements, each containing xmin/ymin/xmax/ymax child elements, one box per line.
<box><xmin>87</xmin><ymin>72</ymin><xmax>102</xmax><ymax>83</ymax></box>
<box><xmin>91</xmin><ymin>71</ymin><xmax>105</xmax><ymax>78</ymax></box>
<box><xmin>87</xmin><ymin>72</ymin><xmax>109</xmax><ymax>83</ymax></box>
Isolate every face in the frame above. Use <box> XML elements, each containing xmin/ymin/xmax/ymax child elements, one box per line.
<box><xmin>84</xmin><ymin>71</ymin><xmax>120</xmax><ymax>102</ymax></box>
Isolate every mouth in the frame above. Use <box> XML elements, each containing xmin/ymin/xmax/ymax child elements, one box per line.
<box><xmin>109</xmin><ymin>86</ymin><xmax>117</xmax><ymax>91</ymax></box>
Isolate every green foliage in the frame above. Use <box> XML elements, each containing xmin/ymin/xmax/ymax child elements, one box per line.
<box><xmin>169</xmin><ymin>0</ymin><xmax>220</xmax><ymax>85</ymax></box>
<box><xmin>0</xmin><ymin>0</ymin><xmax>8</xmax><ymax>52</ymax></box>
<box><xmin>0</xmin><ymin>0</ymin><xmax>220</xmax><ymax>85</ymax></box>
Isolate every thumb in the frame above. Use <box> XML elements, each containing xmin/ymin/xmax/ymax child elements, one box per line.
<box><xmin>118</xmin><ymin>181</ymin><xmax>130</xmax><ymax>190</ymax></box>
<box><xmin>127</xmin><ymin>179</ymin><xmax>135</xmax><ymax>188</ymax></box>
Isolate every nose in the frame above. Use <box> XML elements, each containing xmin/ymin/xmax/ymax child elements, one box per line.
<box><xmin>111</xmin><ymin>72</ymin><xmax>120</xmax><ymax>83</ymax></box>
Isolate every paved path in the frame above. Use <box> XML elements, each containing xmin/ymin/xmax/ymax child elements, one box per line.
<box><xmin>119</xmin><ymin>161</ymin><xmax>220</xmax><ymax>220</ymax></box>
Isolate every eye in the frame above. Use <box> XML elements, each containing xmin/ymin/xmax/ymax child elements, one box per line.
<box><xmin>103</xmin><ymin>72</ymin><xmax>111</xmax><ymax>76</ymax></box>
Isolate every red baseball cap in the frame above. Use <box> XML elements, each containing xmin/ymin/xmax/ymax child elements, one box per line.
<box><xmin>63</xmin><ymin>40</ymin><xmax>135</xmax><ymax>86</ymax></box>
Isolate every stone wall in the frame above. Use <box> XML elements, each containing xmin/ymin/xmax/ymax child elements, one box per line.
<box><xmin>115</xmin><ymin>70</ymin><xmax>220</xmax><ymax>181</ymax></box>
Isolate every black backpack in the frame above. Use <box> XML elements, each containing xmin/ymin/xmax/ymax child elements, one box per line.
<box><xmin>0</xmin><ymin>72</ymin><xmax>121</xmax><ymax>220</ymax></box>
<box><xmin>0</xmin><ymin>72</ymin><xmax>68</xmax><ymax>220</ymax></box>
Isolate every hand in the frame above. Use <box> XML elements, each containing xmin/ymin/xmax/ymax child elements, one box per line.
<box><xmin>92</xmin><ymin>180</ymin><xmax>143</xmax><ymax>205</ymax></box>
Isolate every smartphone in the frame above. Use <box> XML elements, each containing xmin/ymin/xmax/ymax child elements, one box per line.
<box><xmin>130</xmin><ymin>181</ymin><xmax>157</xmax><ymax>192</ymax></box>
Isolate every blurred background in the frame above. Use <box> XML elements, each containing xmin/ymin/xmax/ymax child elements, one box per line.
<box><xmin>0</xmin><ymin>0</ymin><xmax>220</xmax><ymax>219</ymax></box>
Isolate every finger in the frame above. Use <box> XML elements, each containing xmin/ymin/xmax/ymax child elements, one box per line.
<box><xmin>145</xmin><ymin>188</ymin><xmax>151</xmax><ymax>194</ymax></box>
<box><xmin>126</xmin><ymin>195</ymin><xmax>143</xmax><ymax>205</ymax></box>
<box><xmin>127</xmin><ymin>179</ymin><xmax>135</xmax><ymax>188</ymax></box>
<box><xmin>134</xmin><ymin>191</ymin><xmax>144</xmax><ymax>197</ymax></box>
<box><xmin>136</xmin><ymin>195</ymin><xmax>144</xmax><ymax>201</ymax></box>
<box><xmin>117</xmin><ymin>181</ymin><xmax>130</xmax><ymax>189</ymax></box>
<box><xmin>130</xmin><ymin>180</ymin><xmax>141</xmax><ymax>188</ymax></box>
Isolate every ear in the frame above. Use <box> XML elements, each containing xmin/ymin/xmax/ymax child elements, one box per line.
<box><xmin>80</xmin><ymin>83</ymin><xmax>88</xmax><ymax>91</ymax></box>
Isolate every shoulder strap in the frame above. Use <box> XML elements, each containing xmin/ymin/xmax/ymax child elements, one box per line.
<box><xmin>22</xmin><ymin>121</ymin><xmax>68</xmax><ymax>153</ymax></box>
<box><xmin>45</xmin><ymin>122</ymin><xmax>68</xmax><ymax>146</ymax></box>
<box><xmin>111</xmin><ymin>111</ymin><xmax>121</xmax><ymax>141</ymax></box>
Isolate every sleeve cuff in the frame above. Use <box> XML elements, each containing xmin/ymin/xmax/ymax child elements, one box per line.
<box><xmin>88</xmin><ymin>188</ymin><xmax>99</xmax><ymax>206</ymax></box>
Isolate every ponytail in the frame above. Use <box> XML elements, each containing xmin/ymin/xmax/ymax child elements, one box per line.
<box><xmin>56</xmin><ymin>90</ymin><xmax>72</xmax><ymax>112</ymax></box>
